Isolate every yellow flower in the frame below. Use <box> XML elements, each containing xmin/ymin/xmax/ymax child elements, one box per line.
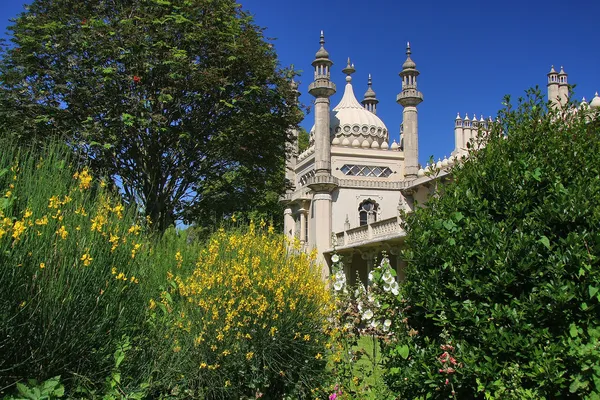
<box><xmin>127</xmin><ymin>224</ymin><xmax>141</xmax><ymax>235</ymax></box>
<box><xmin>35</xmin><ymin>216</ymin><xmax>48</xmax><ymax>225</ymax></box>
<box><xmin>175</xmin><ymin>251</ymin><xmax>183</xmax><ymax>268</ymax></box>
<box><xmin>222</xmin><ymin>349</ymin><xmax>231</xmax><ymax>356</ymax></box>
<box><xmin>315</xmin><ymin>353</ymin><xmax>323</xmax><ymax>360</ymax></box>
<box><xmin>199</xmin><ymin>362</ymin><xmax>207</xmax><ymax>369</ymax></box>
<box><xmin>131</xmin><ymin>243</ymin><xmax>141</xmax><ymax>259</ymax></box>
<box><xmin>225</xmin><ymin>380</ymin><xmax>231</xmax><ymax>387</ymax></box>
<box><xmin>109</xmin><ymin>234</ymin><xmax>119</xmax><ymax>252</ymax></box>
<box><xmin>56</xmin><ymin>225</ymin><xmax>68</xmax><ymax>240</ymax></box>
<box><xmin>12</xmin><ymin>220</ymin><xmax>26</xmax><ymax>240</ymax></box>
<box><xmin>75</xmin><ymin>168</ymin><xmax>93</xmax><ymax>190</ymax></box>
<box><xmin>149</xmin><ymin>299</ymin><xmax>156</xmax><ymax>310</ymax></box>
<box><xmin>23</xmin><ymin>209</ymin><xmax>33</xmax><ymax>219</ymax></box>
<box><xmin>0</xmin><ymin>227</ymin><xmax>6</xmax><ymax>239</ymax></box>
<box><xmin>39</xmin><ymin>262</ymin><xmax>46</xmax><ymax>269</ymax></box>
<box><xmin>112</xmin><ymin>204</ymin><xmax>124</xmax><ymax>219</ymax></box>
<box><xmin>173</xmin><ymin>345</ymin><xmax>181</xmax><ymax>353</ymax></box>
<box><xmin>90</xmin><ymin>214</ymin><xmax>107</xmax><ymax>232</ymax></box>
<box><xmin>80</xmin><ymin>253</ymin><xmax>93</xmax><ymax>266</ymax></box>
<box><xmin>246</xmin><ymin>352</ymin><xmax>254</xmax><ymax>360</ymax></box>
<box><xmin>4</xmin><ymin>190</ymin><xmax>12</xmax><ymax>198</ymax></box>
<box><xmin>231</xmin><ymin>214</ymin><xmax>237</xmax><ymax>223</ymax></box>
<box><xmin>75</xmin><ymin>206</ymin><xmax>87</xmax><ymax>216</ymax></box>
<box><xmin>48</xmin><ymin>195</ymin><xmax>61</xmax><ymax>209</ymax></box>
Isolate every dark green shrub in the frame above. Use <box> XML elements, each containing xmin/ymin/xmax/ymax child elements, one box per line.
<box><xmin>383</xmin><ymin>91</ymin><xmax>600</xmax><ymax>399</ymax></box>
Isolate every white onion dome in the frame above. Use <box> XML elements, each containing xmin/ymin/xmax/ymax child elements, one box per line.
<box><xmin>313</xmin><ymin>61</ymin><xmax>389</xmax><ymax>147</ymax></box>
<box><xmin>417</xmin><ymin>168</ymin><xmax>425</xmax><ymax>177</ymax></box>
<box><xmin>590</xmin><ymin>92</ymin><xmax>600</xmax><ymax>109</ymax></box>
<box><xmin>402</xmin><ymin>42</ymin><xmax>417</xmax><ymax>70</ymax></box>
<box><xmin>315</xmin><ymin>31</ymin><xmax>329</xmax><ymax>59</ymax></box>
<box><xmin>580</xmin><ymin>97</ymin><xmax>588</xmax><ymax>110</ymax></box>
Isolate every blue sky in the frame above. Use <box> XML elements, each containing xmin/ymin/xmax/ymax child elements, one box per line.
<box><xmin>2</xmin><ymin>0</ymin><xmax>599</xmax><ymax>165</ymax></box>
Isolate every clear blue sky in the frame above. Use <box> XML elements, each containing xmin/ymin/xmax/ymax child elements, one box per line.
<box><xmin>2</xmin><ymin>0</ymin><xmax>599</xmax><ymax>165</ymax></box>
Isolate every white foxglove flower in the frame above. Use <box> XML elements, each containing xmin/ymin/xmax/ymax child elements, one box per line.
<box><xmin>331</xmin><ymin>254</ymin><xmax>340</xmax><ymax>263</ymax></box>
<box><xmin>383</xmin><ymin>272</ymin><xmax>394</xmax><ymax>284</ymax></box>
<box><xmin>362</xmin><ymin>309</ymin><xmax>373</xmax><ymax>320</ymax></box>
<box><xmin>368</xmin><ymin>270</ymin><xmax>374</xmax><ymax>281</ymax></box>
<box><xmin>384</xmin><ymin>319</ymin><xmax>392</xmax><ymax>328</ymax></box>
<box><xmin>391</xmin><ymin>281</ymin><xmax>399</xmax><ymax>296</ymax></box>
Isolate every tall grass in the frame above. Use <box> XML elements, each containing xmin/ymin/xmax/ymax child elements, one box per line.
<box><xmin>0</xmin><ymin>140</ymin><xmax>154</xmax><ymax>390</ymax></box>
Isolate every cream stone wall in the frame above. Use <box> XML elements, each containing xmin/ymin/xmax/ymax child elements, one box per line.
<box><xmin>331</xmin><ymin>187</ymin><xmax>401</xmax><ymax>233</ymax></box>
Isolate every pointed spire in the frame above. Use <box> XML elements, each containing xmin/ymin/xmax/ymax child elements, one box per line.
<box><xmin>402</xmin><ymin>41</ymin><xmax>417</xmax><ymax>70</ymax></box>
<box><xmin>315</xmin><ymin>30</ymin><xmax>330</xmax><ymax>59</ymax></box>
<box><xmin>455</xmin><ymin>112</ymin><xmax>462</xmax><ymax>120</ymax></box>
<box><xmin>559</xmin><ymin>65</ymin><xmax>567</xmax><ymax>75</ymax></box>
<box><xmin>363</xmin><ymin>74</ymin><xmax>376</xmax><ymax>98</ymax></box>
<box><xmin>342</xmin><ymin>57</ymin><xmax>356</xmax><ymax>79</ymax></box>
<box><xmin>549</xmin><ymin>65</ymin><xmax>556</xmax><ymax>74</ymax></box>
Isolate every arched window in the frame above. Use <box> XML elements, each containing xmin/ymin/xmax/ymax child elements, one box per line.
<box><xmin>359</xmin><ymin>199</ymin><xmax>378</xmax><ymax>226</ymax></box>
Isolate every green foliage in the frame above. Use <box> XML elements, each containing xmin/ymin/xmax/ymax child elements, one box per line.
<box><xmin>5</xmin><ymin>376</ymin><xmax>64</xmax><ymax>400</ymax></box>
<box><xmin>0</xmin><ymin>0</ymin><xmax>302</xmax><ymax>231</ymax></box>
<box><xmin>298</xmin><ymin>127</ymin><xmax>310</xmax><ymax>154</ymax></box>
<box><xmin>383</xmin><ymin>90</ymin><xmax>600</xmax><ymax>398</ymax></box>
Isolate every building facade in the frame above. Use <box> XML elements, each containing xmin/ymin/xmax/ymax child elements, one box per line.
<box><xmin>281</xmin><ymin>33</ymin><xmax>600</xmax><ymax>282</ymax></box>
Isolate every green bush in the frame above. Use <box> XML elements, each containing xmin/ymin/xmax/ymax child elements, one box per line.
<box><xmin>0</xmin><ymin>140</ymin><xmax>155</xmax><ymax>392</ymax></box>
<box><xmin>383</xmin><ymin>91</ymin><xmax>600</xmax><ymax>399</ymax></box>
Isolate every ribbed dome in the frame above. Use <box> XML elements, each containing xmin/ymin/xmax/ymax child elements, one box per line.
<box><xmin>310</xmin><ymin>76</ymin><xmax>388</xmax><ymax>146</ymax></box>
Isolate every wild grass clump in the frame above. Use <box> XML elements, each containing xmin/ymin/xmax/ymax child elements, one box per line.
<box><xmin>0</xmin><ymin>140</ymin><xmax>153</xmax><ymax>391</ymax></box>
<box><xmin>149</xmin><ymin>225</ymin><xmax>332</xmax><ymax>399</ymax></box>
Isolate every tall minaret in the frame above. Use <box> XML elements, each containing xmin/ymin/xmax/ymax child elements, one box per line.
<box><xmin>362</xmin><ymin>74</ymin><xmax>379</xmax><ymax>114</ymax></box>
<box><xmin>454</xmin><ymin>113</ymin><xmax>463</xmax><ymax>156</ymax></box>
<box><xmin>397</xmin><ymin>42</ymin><xmax>423</xmax><ymax>180</ymax></box>
<box><xmin>307</xmin><ymin>31</ymin><xmax>337</xmax><ymax>278</ymax></box>
<box><xmin>558</xmin><ymin>66</ymin><xmax>569</xmax><ymax>105</ymax></box>
<box><xmin>547</xmin><ymin>66</ymin><xmax>559</xmax><ymax>106</ymax></box>
<box><xmin>308</xmin><ymin>31</ymin><xmax>336</xmax><ymax>177</ymax></box>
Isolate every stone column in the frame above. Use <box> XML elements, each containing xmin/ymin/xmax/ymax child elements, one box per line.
<box><xmin>283</xmin><ymin>206</ymin><xmax>294</xmax><ymax>239</ymax></box>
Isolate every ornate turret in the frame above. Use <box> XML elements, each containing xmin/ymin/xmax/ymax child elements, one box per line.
<box><xmin>397</xmin><ymin>42</ymin><xmax>423</xmax><ymax>179</ymax></box>
<box><xmin>362</xmin><ymin>74</ymin><xmax>379</xmax><ymax>114</ymax></box>
<box><xmin>558</xmin><ymin>66</ymin><xmax>569</xmax><ymax>105</ymax></box>
<box><xmin>547</xmin><ymin>65</ymin><xmax>559</xmax><ymax>106</ymax></box>
<box><xmin>453</xmin><ymin>113</ymin><xmax>464</xmax><ymax>156</ymax></box>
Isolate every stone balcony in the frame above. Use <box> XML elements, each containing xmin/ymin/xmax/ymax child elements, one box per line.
<box><xmin>333</xmin><ymin>216</ymin><xmax>405</xmax><ymax>250</ymax></box>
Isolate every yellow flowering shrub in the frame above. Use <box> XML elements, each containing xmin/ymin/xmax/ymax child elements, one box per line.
<box><xmin>150</xmin><ymin>225</ymin><xmax>333</xmax><ymax>399</ymax></box>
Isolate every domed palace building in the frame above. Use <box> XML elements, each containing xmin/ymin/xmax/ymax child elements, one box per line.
<box><xmin>281</xmin><ymin>32</ymin><xmax>600</xmax><ymax>283</ymax></box>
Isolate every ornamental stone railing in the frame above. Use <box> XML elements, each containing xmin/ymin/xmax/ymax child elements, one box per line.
<box><xmin>334</xmin><ymin>216</ymin><xmax>404</xmax><ymax>247</ymax></box>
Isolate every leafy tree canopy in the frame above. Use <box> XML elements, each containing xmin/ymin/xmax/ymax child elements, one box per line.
<box><xmin>0</xmin><ymin>0</ymin><xmax>302</xmax><ymax>231</ymax></box>
<box><xmin>384</xmin><ymin>90</ymin><xmax>600</xmax><ymax>399</ymax></box>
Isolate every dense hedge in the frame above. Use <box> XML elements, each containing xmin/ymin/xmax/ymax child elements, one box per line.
<box><xmin>384</xmin><ymin>91</ymin><xmax>600</xmax><ymax>399</ymax></box>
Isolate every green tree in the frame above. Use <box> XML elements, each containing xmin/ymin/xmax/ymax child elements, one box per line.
<box><xmin>298</xmin><ymin>127</ymin><xmax>310</xmax><ymax>153</ymax></box>
<box><xmin>0</xmin><ymin>0</ymin><xmax>301</xmax><ymax>231</ymax></box>
<box><xmin>383</xmin><ymin>91</ymin><xmax>600</xmax><ymax>399</ymax></box>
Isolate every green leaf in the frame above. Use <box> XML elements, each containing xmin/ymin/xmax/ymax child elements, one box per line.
<box><xmin>589</xmin><ymin>285</ymin><xmax>599</xmax><ymax>299</ymax></box>
<box><xmin>570</xmin><ymin>323</ymin><xmax>578</xmax><ymax>338</ymax></box>
<box><xmin>538</xmin><ymin>236</ymin><xmax>550</xmax><ymax>250</ymax></box>
<box><xmin>397</xmin><ymin>345</ymin><xmax>409</xmax><ymax>359</ymax></box>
